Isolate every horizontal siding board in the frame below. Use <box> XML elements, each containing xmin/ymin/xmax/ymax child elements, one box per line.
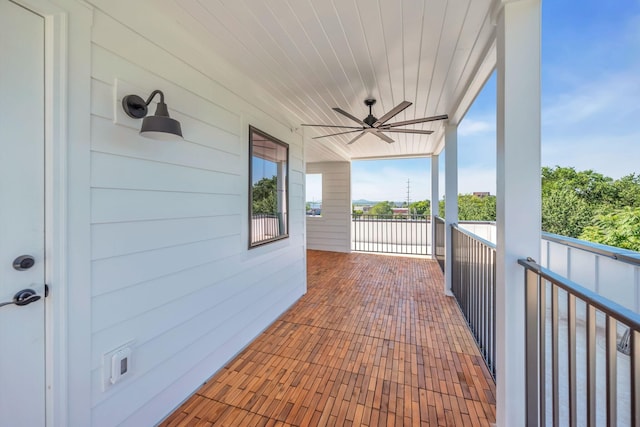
<box><xmin>306</xmin><ymin>218</ymin><xmax>349</xmax><ymax>227</ymax></box>
<box><xmin>91</xmin><ymin>116</ymin><xmax>241</xmax><ymax>174</ymax></box>
<box><xmin>306</xmin><ymin>225</ymin><xmax>350</xmax><ymax>234</ymax></box>
<box><xmin>92</xmin><ymin>239</ymin><xmax>304</xmax><ymax>332</ymax></box>
<box><xmin>91</xmin><ymin>234</ymin><xmax>241</xmax><ymax>298</ymax></box>
<box><xmin>307</xmin><ymin>236</ymin><xmax>352</xmax><ymax>246</ymax></box>
<box><xmin>91</xmin><ymin>152</ymin><xmax>242</xmax><ymax>195</ymax></box>
<box><xmin>91</xmin><ymin>215</ymin><xmax>240</xmax><ymax>260</ymax></box>
<box><xmin>91</xmin><ymin>188</ymin><xmax>240</xmax><ymax>223</ymax></box>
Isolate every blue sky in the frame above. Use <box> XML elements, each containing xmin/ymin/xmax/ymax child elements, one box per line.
<box><xmin>307</xmin><ymin>1</ymin><xmax>640</xmax><ymax>202</ymax></box>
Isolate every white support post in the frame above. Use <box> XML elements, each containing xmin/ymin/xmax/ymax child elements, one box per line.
<box><xmin>444</xmin><ymin>125</ymin><xmax>458</xmax><ymax>296</ymax></box>
<box><xmin>430</xmin><ymin>154</ymin><xmax>439</xmax><ymax>260</ymax></box>
<box><xmin>495</xmin><ymin>1</ymin><xmax>541</xmax><ymax>426</ymax></box>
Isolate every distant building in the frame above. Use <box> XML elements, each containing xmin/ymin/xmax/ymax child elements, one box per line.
<box><xmin>392</xmin><ymin>208</ymin><xmax>409</xmax><ymax>215</ymax></box>
<box><xmin>473</xmin><ymin>192</ymin><xmax>491</xmax><ymax>198</ymax></box>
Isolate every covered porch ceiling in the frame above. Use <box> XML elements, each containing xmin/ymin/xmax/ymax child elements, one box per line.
<box><xmin>155</xmin><ymin>0</ymin><xmax>497</xmax><ymax>163</ymax></box>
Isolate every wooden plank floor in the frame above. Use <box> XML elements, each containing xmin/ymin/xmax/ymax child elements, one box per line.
<box><xmin>160</xmin><ymin>250</ymin><xmax>496</xmax><ymax>426</ymax></box>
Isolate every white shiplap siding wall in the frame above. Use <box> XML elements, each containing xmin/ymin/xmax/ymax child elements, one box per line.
<box><xmin>88</xmin><ymin>10</ymin><xmax>306</xmax><ymax>427</ymax></box>
<box><xmin>306</xmin><ymin>162</ymin><xmax>351</xmax><ymax>253</ymax></box>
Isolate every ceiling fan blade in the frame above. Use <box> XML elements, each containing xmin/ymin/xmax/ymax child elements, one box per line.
<box><xmin>369</xmin><ymin>129</ymin><xmax>394</xmax><ymax>144</ymax></box>
<box><xmin>373</xmin><ymin>101</ymin><xmax>412</xmax><ymax>127</ymax></box>
<box><xmin>382</xmin><ymin>114</ymin><xmax>449</xmax><ymax>128</ymax></box>
<box><xmin>333</xmin><ymin>107</ymin><xmax>367</xmax><ymax>126</ymax></box>
<box><xmin>301</xmin><ymin>124</ymin><xmax>363</xmax><ymax>129</ymax></box>
<box><xmin>312</xmin><ymin>129</ymin><xmax>363</xmax><ymax>139</ymax></box>
<box><xmin>381</xmin><ymin>129</ymin><xmax>434</xmax><ymax>135</ymax></box>
<box><xmin>347</xmin><ymin>132</ymin><xmax>366</xmax><ymax>145</ymax></box>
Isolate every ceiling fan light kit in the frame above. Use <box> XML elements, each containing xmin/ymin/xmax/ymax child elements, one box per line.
<box><xmin>301</xmin><ymin>99</ymin><xmax>448</xmax><ymax>145</ymax></box>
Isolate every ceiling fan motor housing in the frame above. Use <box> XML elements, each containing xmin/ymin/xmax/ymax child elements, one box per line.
<box><xmin>364</xmin><ymin>114</ymin><xmax>377</xmax><ymax>127</ymax></box>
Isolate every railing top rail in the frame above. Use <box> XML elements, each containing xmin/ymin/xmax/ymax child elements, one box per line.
<box><xmin>542</xmin><ymin>232</ymin><xmax>640</xmax><ymax>267</ymax></box>
<box><xmin>351</xmin><ymin>214</ymin><xmax>430</xmax><ymax>220</ymax></box>
<box><xmin>518</xmin><ymin>258</ymin><xmax>640</xmax><ymax>331</ymax></box>
<box><xmin>434</xmin><ymin>216</ymin><xmax>445</xmax><ymax>223</ymax></box>
<box><xmin>452</xmin><ymin>223</ymin><xmax>496</xmax><ymax>250</ymax></box>
<box><xmin>458</xmin><ymin>220</ymin><xmax>497</xmax><ymax>226</ymax></box>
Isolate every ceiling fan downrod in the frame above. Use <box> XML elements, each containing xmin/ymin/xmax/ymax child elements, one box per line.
<box><xmin>363</xmin><ymin>98</ymin><xmax>377</xmax><ymax>127</ymax></box>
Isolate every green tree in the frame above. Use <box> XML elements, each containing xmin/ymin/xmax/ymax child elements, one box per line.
<box><xmin>369</xmin><ymin>201</ymin><xmax>394</xmax><ymax>216</ymax></box>
<box><xmin>613</xmin><ymin>174</ymin><xmax>640</xmax><ymax>208</ymax></box>
<box><xmin>542</xmin><ymin>187</ymin><xmax>593</xmax><ymax>237</ymax></box>
<box><xmin>579</xmin><ymin>207</ymin><xmax>640</xmax><ymax>251</ymax></box>
<box><xmin>409</xmin><ymin>200</ymin><xmax>431</xmax><ymax>215</ymax></box>
<box><xmin>457</xmin><ymin>194</ymin><xmax>496</xmax><ymax>221</ymax></box>
<box><xmin>252</xmin><ymin>176</ymin><xmax>277</xmax><ymax>214</ymax></box>
<box><xmin>542</xmin><ymin>166</ymin><xmax>617</xmax><ymax>206</ymax></box>
<box><xmin>436</xmin><ymin>195</ymin><xmax>496</xmax><ymax>221</ymax></box>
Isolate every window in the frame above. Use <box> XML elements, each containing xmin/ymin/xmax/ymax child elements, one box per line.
<box><xmin>249</xmin><ymin>126</ymin><xmax>289</xmax><ymax>247</ymax></box>
<box><xmin>305</xmin><ymin>174</ymin><xmax>322</xmax><ymax>217</ymax></box>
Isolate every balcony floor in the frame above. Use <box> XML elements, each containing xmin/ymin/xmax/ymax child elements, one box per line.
<box><xmin>161</xmin><ymin>250</ymin><xmax>496</xmax><ymax>426</ymax></box>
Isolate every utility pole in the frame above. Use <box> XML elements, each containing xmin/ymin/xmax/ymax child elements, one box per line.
<box><xmin>406</xmin><ymin>179</ymin><xmax>411</xmax><ymax>210</ymax></box>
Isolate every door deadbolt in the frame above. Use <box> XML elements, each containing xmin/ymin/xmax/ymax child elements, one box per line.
<box><xmin>13</xmin><ymin>255</ymin><xmax>35</xmax><ymax>271</ymax></box>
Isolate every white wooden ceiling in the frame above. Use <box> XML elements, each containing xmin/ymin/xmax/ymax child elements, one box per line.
<box><xmin>163</xmin><ymin>0</ymin><xmax>497</xmax><ymax>162</ymax></box>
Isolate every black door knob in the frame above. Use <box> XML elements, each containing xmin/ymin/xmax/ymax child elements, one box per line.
<box><xmin>13</xmin><ymin>255</ymin><xmax>35</xmax><ymax>271</ymax></box>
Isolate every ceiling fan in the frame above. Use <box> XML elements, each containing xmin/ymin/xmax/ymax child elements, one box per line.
<box><xmin>301</xmin><ymin>98</ymin><xmax>448</xmax><ymax>144</ymax></box>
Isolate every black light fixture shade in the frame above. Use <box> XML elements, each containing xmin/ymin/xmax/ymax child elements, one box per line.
<box><xmin>122</xmin><ymin>90</ymin><xmax>183</xmax><ymax>140</ymax></box>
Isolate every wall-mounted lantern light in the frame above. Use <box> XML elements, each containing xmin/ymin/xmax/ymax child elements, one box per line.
<box><xmin>122</xmin><ymin>90</ymin><xmax>183</xmax><ymax>140</ymax></box>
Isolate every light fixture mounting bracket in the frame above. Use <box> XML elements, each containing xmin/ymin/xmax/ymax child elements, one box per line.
<box><xmin>122</xmin><ymin>94</ymin><xmax>148</xmax><ymax>119</ymax></box>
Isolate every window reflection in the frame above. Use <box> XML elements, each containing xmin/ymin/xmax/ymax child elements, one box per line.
<box><xmin>249</xmin><ymin>127</ymin><xmax>289</xmax><ymax>247</ymax></box>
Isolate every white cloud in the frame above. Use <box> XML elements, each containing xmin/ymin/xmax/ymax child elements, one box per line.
<box><xmin>459</xmin><ymin>118</ymin><xmax>493</xmax><ymax>137</ymax></box>
<box><xmin>457</xmin><ymin>167</ymin><xmax>497</xmax><ymax>195</ymax></box>
<box><xmin>543</xmin><ymin>130</ymin><xmax>640</xmax><ymax>179</ymax></box>
<box><xmin>543</xmin><ymin>69</ymin><xmax>640</xmax><ymax>128</ymax></box>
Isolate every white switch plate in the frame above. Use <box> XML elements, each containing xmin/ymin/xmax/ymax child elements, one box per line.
<box><xmin>102</xmin><ymin>340</ymin><xmax>134</xmax><ymax>391</ymax></box>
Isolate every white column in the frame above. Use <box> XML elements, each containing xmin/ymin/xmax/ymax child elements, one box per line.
<box><xmin>444</xmin><ymin>125</ymin><xmax>458</xmax><ymax>296</ymax></box>
<box><xmin>495</xmin><ymin>1</ymin><xmax>541</xmax><ymax>426</ymax></box>
<box><xmin>430</xmin><ymin>154</ymin><xmax>439</xmax><ymax>260</ymax></box>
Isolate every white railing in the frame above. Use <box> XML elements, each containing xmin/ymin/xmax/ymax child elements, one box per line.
<box><xmin>351</xmin><ymin>215</ymin><xmax>431</xmax><ymax>255</ymax></box>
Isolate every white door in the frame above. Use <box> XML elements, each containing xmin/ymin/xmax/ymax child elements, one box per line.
<box><xmin>0</xmin><ymin>1</ymin><xmax>47</xmax><ymax>426</ymax></box>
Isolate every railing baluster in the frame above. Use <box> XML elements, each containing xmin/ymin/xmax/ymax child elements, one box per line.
<box><xmin>525</xmin><ymin>268</ymin><xmax>540</xmax><ymax>427</ymax></box>
<box><xmin>586</xmin><ymin>304</ymin><xmax>596</xmax><ymax>427</ymax></box>
<box><xmin>539</xmin><ymin>278</ymin><xmax>546</xmax><ymax>425</ymax></box>
<box><xmin>568</xmin><ymin>293</ymin><xmax>577</xmax><ymax>427</ymax></box>
<box><xmin>492</xmin><ymin>250</ymin><xmax>496</xmax><ymax>376</ymax></box>
<box><xmin>632</xmin><ymin>329</ymin><xmax>640</xmax><ymax>427</ymax></box>
<box><xmin>552</xmin><ymin>284</ymin><xmax>559</xmax><ymax>426</ymax></box>
<box><xmin>606</xmin><ymin>316</ymin><xmax>617</xmax><ymax>426</ymax></box>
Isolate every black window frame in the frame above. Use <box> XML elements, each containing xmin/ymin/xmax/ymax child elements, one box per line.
<box><xmin>248</xmin><ymin>126</ymin><xmax>290</xmax><ymax>248</ymax></box>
